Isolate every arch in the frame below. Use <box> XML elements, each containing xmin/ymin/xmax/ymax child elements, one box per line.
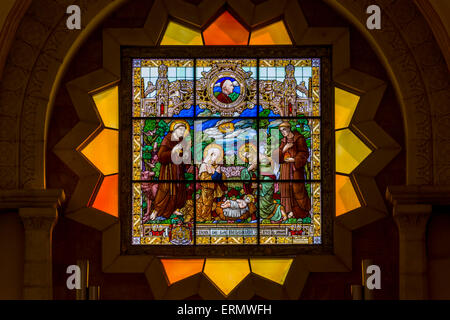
<box><xmin>0</xmin><ymin>0</ymin><xmax>129</xmax><ymax>190</ymax></box>
<box><xmin>53</xmin><ymin>0</ymin><xmax>399</xmax><ymax>298</ymax></box>
<box><xmin>0</xmin><ymin>0</ymin><xmax>447</xmax><ymax>191</ymax></box>
<box><xmin>324</xmin><ymin>0</ymin><xmax>449</xmax><ymax>185</ymax></box>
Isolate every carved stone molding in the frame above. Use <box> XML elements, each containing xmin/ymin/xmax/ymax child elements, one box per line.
<box><xmin>0</xmin><ymin>0</ymin><xmax>32</xmax><ymax>80</ymax></box>
<box><xmin>0</xmin><ymin>188</ymin><xmax>65</xmax><ymax>209</ymax></box>
<box><xmin>414</xmin><ymin>0</ymin><xmax>450</xmax><ymax>71</ymax></box>
<box><xmin>387</xmin><ymin>185</ymin><xmax>450</xmax><ymax>206</ymax></box>
<box><xmin>325</xmin><ymin>0</ymin><xmax>450</xmax><ymax>185</ymax></box>
<box><xmin>0</xmin><ymin>0</ymin><xmax>128</xmax><ymax>191</ymax></box>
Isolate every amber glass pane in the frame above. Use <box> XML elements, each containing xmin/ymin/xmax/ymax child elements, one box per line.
<box><xmin>92</xmin><ymin>174</ymin><xmax>118</xmax><ymax>217</ymax></box>
<box><xmin>203</xmin><ymin>11</ymin><xmax>249</xmax><ymax>45</ymax></box>
<box><xmin>203</xmin><ymin>259</ymin><xmax>250</xmax><ymax>296</ymax></box>
<box><xmin>160</xmin><ymin>21</ymin><xmax>203</xmax><ymax>45</ymax></box>
<box><xmin>250</xmin><ymin>259</ymin><xmax>293</xmax><ymax>284</ymax></box>
<box><xmin>335</xmin><ymin>87</ymin><xmax>360</xmax><ymax>129</ymax></box>
<box><xmin>81</xmin><ymin>129</ymin><xmax>118</xmax><ymax>175</ymax></box>
<box><xmin>93</xmin><ymin>86</ymin><xmax>119</xmax><ymax>130</ymax></box>
<box><xmin>336</xmin><ymin>129</ymin><xmax>371</xmax><ymax>174</ymax></box>
<box><xmin>335</xmin><ymin>174</ymin><xmax>360</xmax><ymax>216</ymax></box>
<box><xmin>161</xmin><ymin>259</ymin><xmax>204</xmax><ymax>284</ymax></box>
<box><xmin>249</xmin><ymin>21</ymin><xmax>292</xmax><ymax>45</ymax></box>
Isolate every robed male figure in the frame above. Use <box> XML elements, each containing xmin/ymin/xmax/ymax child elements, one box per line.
<box><xmin>149</xmin><ymin>122</ymin><xmax>188</xmax><ymax>220</ymax></box>
<box><xmin>278</xmin><ymin>122</ymin><xmax>311</xmax><ymax>219</ymax></box>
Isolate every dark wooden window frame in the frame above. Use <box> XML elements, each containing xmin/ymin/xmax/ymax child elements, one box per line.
<box><xmin>119</xmin><ymin>46</ymin><xmax>334</xmax><ymax>256</ymax></box>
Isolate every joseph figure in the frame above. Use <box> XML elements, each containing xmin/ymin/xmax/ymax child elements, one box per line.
<box><xmin>149</xmin><ymin>121</ymin><xmax>189</xmax><ymax>220</ymax></box>
<box><xmin>278</xmin><ymin>122</ymin><xmax>311</xmax><ymax>219</ymax></box>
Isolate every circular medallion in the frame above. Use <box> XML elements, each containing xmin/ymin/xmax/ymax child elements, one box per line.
<box><xmin>208</xmin><ymin>72</ymin><xmax>246</xmax><ymax>111</ymax></box>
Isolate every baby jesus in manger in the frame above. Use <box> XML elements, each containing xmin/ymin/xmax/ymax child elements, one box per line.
<box><xmin>220</xmin><ymin>195</ymin><xmax>254</xmax><ymax>219</ymax></box>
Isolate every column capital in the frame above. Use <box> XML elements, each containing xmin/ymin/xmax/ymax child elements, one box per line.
<box><xmin>393</xmin><ymin>204</ymin><xmax>431</xmax><ymax>242</ymax></box>
<box><xmin>386</xmin><ymin>185</ymin><xmax>436</xmax><ymax>240</ymax></box>
<box><xmin>19</xmin><ymin>207</ymin><xmax>58</xmax><ymax>231</ymax></box>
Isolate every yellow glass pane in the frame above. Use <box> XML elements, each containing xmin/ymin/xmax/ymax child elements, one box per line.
<box><xmin>81</xmin><ymin>129</ymin><xmax>118</xmax><ymax>175</ymax></box>
<box><xmin>249</xmin><ymin>21</ymin><xmax>292</xmax><ymax>45</ymax></box>
<box><xmin>336</xmin><ymin>129</ymin><xmax>371</xmax><ymax>174</ymax></box>
<box><xmin>160</xmin><ymin>21</ymin><xmax>203</xmax><ymax>45</ymax></box>
<box><xmin>336</xmin><ymin>174</ymin><xmax>361</xmax><ymax>216</ymax></box>
<box><xmin>204</xmin><ymin>259</ymin><xmax>250</xmax><ymax>296</ymax></box>
<box><xmin>335</xmin><ymin>87</ymin><xmax>360</xmax><ymax>129</ymax></box>
<box><xmin>161</xmin><ymin>259</ymin><xmax>204</xmax><ymax>284</ymax></box>
<box><xmin>93</xmin><ymin>86</ymin><xmax>119</xmax><ymax>129</ymax></box>
<box><xmin>250</xmin><ymin>259</ymin><xmax>293</xmax><ymax>285</ymax></box>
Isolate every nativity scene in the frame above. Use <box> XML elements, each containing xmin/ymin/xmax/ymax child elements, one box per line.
<box><xmin>131</xmin><ymin>58</ymin><xmax>321</xmax><ymax>245</ymax></box>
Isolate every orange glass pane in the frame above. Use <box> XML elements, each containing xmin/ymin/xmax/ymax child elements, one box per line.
<box><xmin>203</xmin><ymin>259</ymin><xmax>250</xmax><ymax>296</ymax></box>
<box><xmin>161</xmin><ymin>21</ymin><xmax>203</xmax><ymax>45</ymax></box>
<box><xmin>203</xmin><ymin>11</ymin><xmax>249</xmax><ymax>45</ymax></box>
<box><xmin>92</xmin><ymin>174</ymin><xmax>118</xmax><ymax>217</ymax></box>
<box><xmin>250</xmin><ymin>259</ymin><xmax>293</xmax><ymax>284</ymax></box>
<box><xmin>80</xmin><ymin>128</ymin><xmax>118</xmax><ymax>175</ymax></box>
<box><xmin>93</xmin><ymin>86</ymin><xmax>119</xmax><ymax>130</ymax></box>
<box><xmin>336</xmin><ymin>174</ymin><xmax>361</xmax><ymax>216</ymax></box>
<box><xmin>161</xmin><ymin>259</ymin><xmax>204</xmax><ymax>284</ymax></box>
<box><xmin>249</xmin><ymin>21</ymin><xmax>292</xmax><ymax>45</ymax></box>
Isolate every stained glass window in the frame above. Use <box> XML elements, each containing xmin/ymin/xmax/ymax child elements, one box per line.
<box><xmin>161</xmin><ymin>259</ymin><xmax>204</xmax><ymax>284</ymax></box>
<box><xmin>334</xmin><ymin>87</ymin><xmax>371</xmax><ymax>217</ymax></box>
<box><xmin>82</xmin><ymin>86</ymin><xmax>119</xmax><ymax>217</ymax></box>
<box><xmin>81</xmin><ymin>129</ymin><xmax>118</xmax><ymax>175</ymax></box>
<box><xmin>335</xmin><ymin>174</ymin><xmax>360</xmax><ymax>216</ymax></box>
<box><xmin>161</xmin><ymin>15</ymin><xmax>295</xmax><ymax>47</ymax></box>
<box><xmin>160</xmin><ymin>21</ymin><xmax>203</xmax><ymax>46</ymax></box>
<box><xmin>202</xmin><ymin>11</ymin><xmax>249</xmax><ymax>45</ymax></box>
<box><xmin>130</xmin><ymin>56</ymin><xmax>323</xmax><ymax>246</ymax></box>
<box><xmin>249</xmin><ymin>21</ymin><xmax>292</xmax><ymax>45</ymax></box>
<box><xmin>203</xmin><ymin>259</ymin><xmax>250</xmax><ymax>296</ymax></box>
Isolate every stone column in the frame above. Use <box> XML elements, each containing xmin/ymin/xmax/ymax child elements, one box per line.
<box><xmin>393</xmin><ymin>203</ymin><xmax>431</xmax><ymax>299</ymax></box>
<box><xmin>387</xmin><ymin>185</ymin><xmax>450</xmax><ymax>300</ymax></box>
<box><xmin>19</xmin><ymin>207</ymin><xmax>58</xmax><ymax>299</ymax></box>
<box><xmin>0</xmin><ymin>189</ymin><xmax>65</xmax><ymax>300</ymax></box>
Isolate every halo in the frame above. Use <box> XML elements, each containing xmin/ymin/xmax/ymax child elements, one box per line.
<box><xmin>203</xmin><ymin>143</ymin><xmax>224</xmax><ymax>164</ymax></box>
<box><xmin>238</xmin><ymin>143</ymin><xmax>257</xmax><ymax>163</ymax></box>
<box><xmin>279</xmin><ymin>121</ymin><xmax>291</xmax><ymax>129</ymax></box>
<box><xmin>218</xmin><ymin>122</ymin><xmax>235</xmax><ymax>133</ymax></box>
<box><xmin>244</xmin><ymin>194</ymin><xmax>255</xmax><ymax>202</ymax></box>
<box><xmin>170</xmin><ymin>119</ymin><xmax>190</xmax><ymax>137</ymax></box>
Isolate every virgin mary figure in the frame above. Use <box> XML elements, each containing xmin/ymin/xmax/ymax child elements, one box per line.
<box><xmin>196</xmin><ymin>143</ymin><xmax>224</xmax><ymax>222</ymax></box>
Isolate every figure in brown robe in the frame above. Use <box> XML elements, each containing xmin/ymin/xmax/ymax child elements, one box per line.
<box><xmin>277</xmin><ymin>122</ymin><xmax>311</xmax><ymax>219</ymax></box>
<box><xmin>149</xmin><ymin>123</ymin><xmax>188</xmax><ymax>220</ymax></box>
